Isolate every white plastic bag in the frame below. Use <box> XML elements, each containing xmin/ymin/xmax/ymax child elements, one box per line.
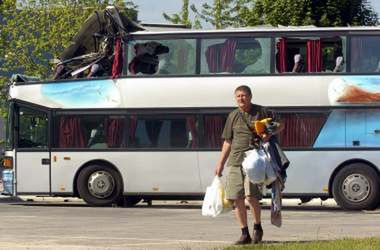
<box><xmin>201</xmin><ymin>176</ymin><xmax>232</xmax><ymax>217</ymax></box>
<box><xmin>242</xmin><ymin>144</ymin><xmax>277</xmax><ymax>186</ymax></box>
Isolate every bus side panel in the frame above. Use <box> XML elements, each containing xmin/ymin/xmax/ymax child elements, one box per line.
<box><xmin>50</xmin><ymin>151</ymin><xmax>202</xmax><ymax>194</ymax></box>
<box><xmin>284</xmin><ymin>151</ymin><xmax>380</xmax><ymax>194</ymax></box>
<box><xmin>11</xmin><ymin>75</ymin><xmax>334</xmax><ymax>109</ymax></box>
<box><xmin>198</xmin><ymin>151</ymin><xmax>220</xmax><ymax>190</ymax></box>
<box><xmin>118</xmin><ymin>152</ymin><xmax>201</xmax><ymax>193</ymax></box>
<box><xmin>198</xmin><ymin>150</ymin><xmax>380</xmax><ymax>196</ymax></box>
<box><xmin>16</xmin><ymin>151</ymin><xmax>50</xmax><ymax>193</ymax></box>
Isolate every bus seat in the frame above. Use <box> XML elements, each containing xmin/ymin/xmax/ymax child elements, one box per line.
<box><xmin>129</xmin><ymin>42</ymin><xmax>169</xmax><ymax>75</ymax></box>
<box><xmin>292</xmin><ymin>54</ymin><xmax>303</xmax><ymax>73</ymax></box>
<box><xmin>375</xmin><ymin>60</ymin><xmax>380</xmax><ymax>72</ymax></box>
<box><xmin>333</xmin><ymin>56</ymin><xmax>344</xmax><ymax>73</ymax></box>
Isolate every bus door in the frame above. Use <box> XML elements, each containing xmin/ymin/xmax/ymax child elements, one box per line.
<box><xmin>15</xmin><ymin>105</ymin><xmax>50</xmax><ymax>194</ymax></box>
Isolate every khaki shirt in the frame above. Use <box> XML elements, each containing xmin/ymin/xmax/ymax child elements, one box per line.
<box><xmin>222</xmin><ymin>104</ymin><xmax>274</xmax><ymax>167</ymax></box>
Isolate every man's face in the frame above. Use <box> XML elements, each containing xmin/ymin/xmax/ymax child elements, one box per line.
<box><xmin>235</xmin><ymin>90</ymin><xmax>252</xmax><ymax>110</ymax></box>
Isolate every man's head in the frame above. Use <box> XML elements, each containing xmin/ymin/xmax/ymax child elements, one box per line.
<box><xmin>234</xmin><ymin>85</ymin><xmax>252</xmax><ymax>111</ymax></box>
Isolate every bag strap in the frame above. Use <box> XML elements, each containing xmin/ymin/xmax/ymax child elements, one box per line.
<box><xmin>238</xmin><ymin>111</ymin><xmax>263</xmax><ymax>148</ymax></box>
<box><xmin>238</xmin><ymin>111</ymin><xmax>254</xmax><ymax>132</ymax></box>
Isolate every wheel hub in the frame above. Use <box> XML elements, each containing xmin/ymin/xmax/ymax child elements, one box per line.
<box><xmin>342</xmin><ymin>174</ymin><xmax>370</xmax><ymax>203</ymax></box>
<box><xmin>88</xmin><ymin>171</ymin><xmax>115</xmax><ymax>199</ymax></box>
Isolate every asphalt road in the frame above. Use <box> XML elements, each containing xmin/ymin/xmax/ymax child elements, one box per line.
<box><xmin>0</xmin><ymin>197</ymin><xmax>379</xmax><ymax>250</ymax></box>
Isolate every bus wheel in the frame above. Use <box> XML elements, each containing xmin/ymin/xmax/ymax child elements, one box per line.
<box><xmin>332</xmin><ymin>163</ymin><xmax>380</xmax><ymax>210</ymax></box>
<box><xmin>77</xmin><ymin>165</ymin><xmax>123</xmax><ymax>206</ymax></box>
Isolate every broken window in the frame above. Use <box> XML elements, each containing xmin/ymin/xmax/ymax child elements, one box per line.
<box><xmin>127</xmin><ymin>39</ymin><xmax>196</xmax><ymax>76</ymax></box>
<box><xmin>200</xmin><ymin>37</ymin><xmax>271</xmax><ymax>74</ymax></box>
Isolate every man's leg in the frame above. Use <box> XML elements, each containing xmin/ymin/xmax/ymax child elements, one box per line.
<box><xmin>246</xmin><ymin>195</ymin><xmax>264</xmax><ymax>244</ymax></box>
<box><xmin>225</xmin><ymin>166</ymin><xmax>252</xmax><ymax>245</ymax></box>
<box><xmin>234</xmin><ymin>197</ymin><xmax>248</xmax><ymax>228</ymax></box>
<box><xmin>246</xmin><ymin>196</ymin><xmax>261</xmax><ymax>224</ymax></box>
<box><xmin>233</xmin><ymin>197</ymin><xmax>251</xmax><ymax>244</ymax></box>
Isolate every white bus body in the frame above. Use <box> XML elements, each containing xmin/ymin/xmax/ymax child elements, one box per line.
<box><xmin>3</xmin><ymin>26</ymin><xmax>380</xmax><ymax>210</ymax></box>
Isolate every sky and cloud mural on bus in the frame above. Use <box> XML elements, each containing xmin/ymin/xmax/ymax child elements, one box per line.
<box><xmin>328</xmin><ymin>76</ymin><xmax>380</xmax><ymax>105</ymax></box>
<box><xmin>315</xmin><ymin>76</ymin><xmax>380</xmax><ymax>148</ymax></box>
<box><xmin>41</xmin><ymin>79</ymin><xmax>121</xmax><ymax>108</ymax></box>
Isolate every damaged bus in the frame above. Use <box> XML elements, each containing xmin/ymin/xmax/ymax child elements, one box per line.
<box><xmin>2</xmin><ymin>6</ymin><xmax>380</xmax><ymax>210</ymax></box>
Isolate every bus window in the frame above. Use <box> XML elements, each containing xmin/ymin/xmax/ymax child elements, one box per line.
<box><xmin>322</xmin><ymin>37</ymin><xmax>346</xmax><ymax>73</ymax></box>
<box><xmin>55</xmin><ymin>115</ymin><xmax>126</xmax><ymax>149</ymax></box>
<box><xmin>17</xmin><ymin>107</ymin><xmax>48</xmax><ymax>149</ymax></box>
<box><xmin>127</xmin><ymin>39</ymin><xmax>196</xmax><ymax>76</ymax></box>
<box><xmin>127</xmin><ymin>115</ymin><xmax>198</xmax><ymax>149</ymax></box>
<box><xmin>200</xmin><ymin>37</ymin><xmax>271</xmax><ymax>74</ymax></box>
<box><xmin>351</xmin><ymin>36</ymin><xmax>380</xmax><ymax>73</ymax></box>
<box><xmin>276</xmin><ymin>36</ymin><xmax>346</xmax><ymax>73</ymax></box>
<box><xmin>277</xmin><ymin>111</ymin><xmax>329</xmax><ymax>148</ymax></box>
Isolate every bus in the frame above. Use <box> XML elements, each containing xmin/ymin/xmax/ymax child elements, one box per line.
<box><xmin>3</xmin><ymin>16</ymin><xmax>380</xmax><ymax>210</ymax></box>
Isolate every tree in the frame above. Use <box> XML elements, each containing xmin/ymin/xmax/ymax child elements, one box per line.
<box><xmin>190</xmin><ymin>0</ymin><xmax>238</xmax><ymax>29</ymax></box>
<box><xmin>165</xmin><ymin>0</ymin><xmax>378</xmax><ymax>29</ymax></box>
<box><xmin>163</xmin><ymin>0</ymin><xmax>201</xmax><ymax>29</ymax></box>
<box><xmin>163</xmin><ymin>0</ymin><xmax>191</xmax><ymax>27</ymax></box>
<box><xmin>238</xmin><ymin>0</ymin><xmax>378</xmax><ymax>27</ymax></box>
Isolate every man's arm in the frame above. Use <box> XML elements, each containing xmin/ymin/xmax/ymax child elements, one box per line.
<box><xmin>215</xmin><ymin>140</ymin><xmax>232</xmax><ymax>176</ymax></box>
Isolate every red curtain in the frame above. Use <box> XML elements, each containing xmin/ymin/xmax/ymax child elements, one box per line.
<box><xmin>112</xmin><ymin>37</ymin><xmax>123</xmax><ymax>78</ymax></box>
<box><xmin>278</xmin><ymin>114</ymin><xmax>327</xmax><ymax>148</ymax></box>
<box><xmin>128</xmin><ymin>115</ymin><xmax>138</xmax><ymax>146</ymax></box>
<box><xmin>205</xmin><ymin>39</ymin><xmax>237</xmax><ymax>73</ymax></box>
<box><xmin>306</xmin><ymin>40</ymin><xmax>322</xmax><ymax>72</ymax></box>
<box><xmin>204</xmin><ymin>116</ymin><xmax>225</xmax><ymax>148</ymax></box>
<box><xmin>186</xmin><ymin>117</ymin><xmax>198</xmax><ymax>148</ymax></box>
<box><xmin>205</xmin><ymin>45</ymin><xmax>219</xmax><ymax>72</ymax></box>
<box><xmin>276</xmin><ymin>38</ymin><xmax>287</xmax><ymax>73</ymax></box>
<box><xmin>105</xmin><ymin>118</ymin><xmax>124</xmax><ymax>148</ymax></box>
<box><xmin>59</xmin><ymin>117</ymin><xmax>85</xmax><ymax>148</ymax></box>
<box><xmin>220</xmin><ymin>39</ymin><xmax>237</xmax><ymax>72</ymax></box>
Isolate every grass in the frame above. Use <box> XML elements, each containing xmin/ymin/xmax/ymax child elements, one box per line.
<box><xmin>225</xmin><ymin>238</ymin><xmax>380</xmax><ymax>250</ymax></box>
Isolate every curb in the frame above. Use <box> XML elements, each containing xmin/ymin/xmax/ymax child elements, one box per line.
<box><xmin>0</xmin><ymin>195</ymin><xmax>24</xmax><ymax>203</ymax></box>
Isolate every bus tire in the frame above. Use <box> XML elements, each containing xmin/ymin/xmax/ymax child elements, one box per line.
<box><xmin>125</xmin><ymin>196</ymin><xmax>142</xmax><ymax>207</ymax></box>
<box><xmin>332</xmin><ymin>163</ymin><xmax>380</xmax><ymax>210</ymax></box>
<box><xmin>117</xmin><ymin>196</ymin><xmax>142</xmax><ymax>207</ymax></box>
<box><xmin>77</xmin><ymin>164</ymin><xmax>123</xmax><ymax>206</ymax></box>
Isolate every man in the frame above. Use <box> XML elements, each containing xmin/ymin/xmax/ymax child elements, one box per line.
<box><xmin>215</xmin><ymin>85</ymin><xmax>274</xmax><ymax>245</ymax></box>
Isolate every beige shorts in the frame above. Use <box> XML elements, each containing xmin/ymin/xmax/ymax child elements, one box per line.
<box><xmin>225</xmin><ymin>165</ymin><xmax>263</xmax><ymax>200</ymax></box>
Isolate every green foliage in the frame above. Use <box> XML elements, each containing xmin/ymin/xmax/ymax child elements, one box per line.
<box><xmin>225</xmin><ymin>237</ymin><xmax>380</xmax><ymax>250</ymax></box>
<box><xmin>164</xmin><ymin>0</ymin><xmax>378</xmax><ymax>29</ymax></box>
<box><xmin>190</xmin><ymin>0</ymin><xmax>239</xmax><ymax>29</ymax></box>
<box><xmin>163</xmin><ymin>0</ymin><xmax>201</xmax><ymax>29</ymax></box>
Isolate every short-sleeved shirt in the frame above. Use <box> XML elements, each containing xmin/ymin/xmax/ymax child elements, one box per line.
<box><xmin>222</xmin><ymin>104</ymin><xmax>274</xmax><ymax>167</ymax></box>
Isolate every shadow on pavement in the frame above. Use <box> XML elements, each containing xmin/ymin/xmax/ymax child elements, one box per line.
<box><xmin>4</xmin><ymin>198</ymin><xmax>378</xmax><ymax>214</ymax></box>
<box><xmin>130</xmin><ymin>204</ymin><xmax>351</xmax><ymax>212</ymax></box>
